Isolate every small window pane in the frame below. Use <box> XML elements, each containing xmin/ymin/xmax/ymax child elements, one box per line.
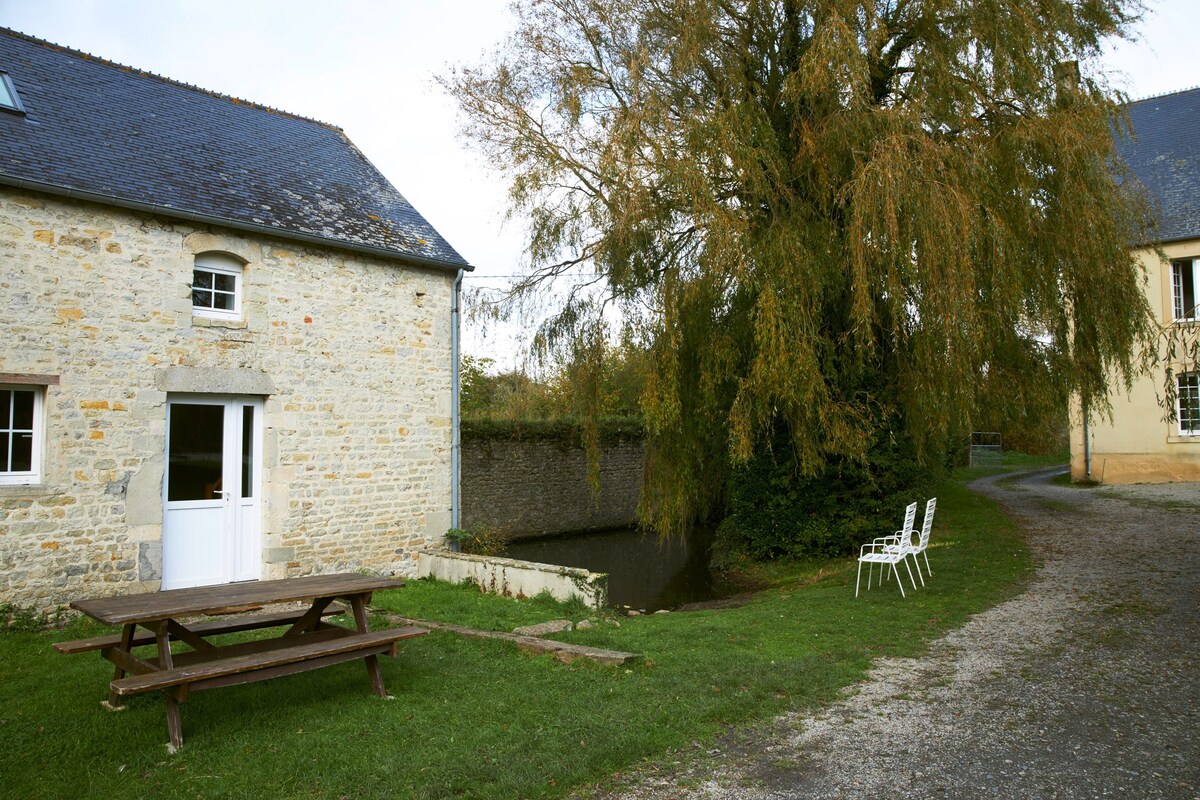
<box><xmin>0</xmin><ymin>390</ymin><xmax>9</xmax><ymax>428</ymax></box>
<box><xmin>11</xmin><ymin>390</ymin><xmax>34</xmax><ymax>430</ymax></box>
<box><xmin>0</xmin><ymin>76</ymin><xmax>16</xmax><ymax>111</ymax></box>
<box><xmin>10</xmin><ymin>432</ymin><xmax>32</xmax><ymax>472</ymax></box>
<box><xmin>241</xmin><ymin>405</ymin><xmax>254</xmax><ymax>498</ymax></box>
<box><xmin>193</xmin><ymin>288</ymin><xmax>212</xmax><ymax>307</ymax></box>
<box><xmin>0</xmin><ymin>432</ymin><xmax>9</xmax><ymax>471</ymax></box>
<box><xmin>1183</xmin><ymin>266</ymin><xmax>1197</xmax><ymax>320</ymax></box>
<box><xmin>213</xmin><ymin>291</ymin><xmax>235</xmax><ymax>311</ymax></box>
<box><xmin>214</xmin><ymin>273</ymin><xmax>236</xmax><ymax>293</ymax></box>
<box><xmin>193</xmin><ymin>270</ymin><xmax>213</xmax><ymax>290</ymax></box>
<box><xmin>168</xmin><ymin>404</ymin><xmax>225</xmax><ymax>501</ymax></box>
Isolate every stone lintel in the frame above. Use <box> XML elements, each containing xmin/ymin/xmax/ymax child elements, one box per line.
<box><xmin>155</xmin><ymin>366</ymin><xmax>275</xmax><ymax>395</ymax></box>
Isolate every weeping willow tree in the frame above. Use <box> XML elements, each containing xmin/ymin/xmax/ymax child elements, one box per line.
<box><xmin>444</xmin><ymin>0</ymin><xmax>1156</xmax><ymax>536</ymax></box>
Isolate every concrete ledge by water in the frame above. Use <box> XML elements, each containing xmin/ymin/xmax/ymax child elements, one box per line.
<box><xmin>416</xmin><ymin>549</ymin><xmax>609</xmax><ymax>609</ymax></box>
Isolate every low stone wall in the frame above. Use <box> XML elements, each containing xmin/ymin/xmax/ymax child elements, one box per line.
<box><xmin>461</xmin><ymin>437</ymin><xmax>644</xmax><ymax>539</ymax></box>
<box><xmin>416</xmin><ymin>549</ymin><xmax>608</xmax><ymax>608</ymax></box>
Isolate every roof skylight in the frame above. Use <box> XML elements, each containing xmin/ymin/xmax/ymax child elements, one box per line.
<box><xmin>0</xmin><ymin>71</ymin><xmax>26</xmax><ymax>113</ymax></box>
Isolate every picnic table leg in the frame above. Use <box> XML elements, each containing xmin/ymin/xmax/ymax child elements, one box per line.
<box><xmin>164</xmin><ymin>695</ymin><xmax>184</xmax><ymax>752</ymax></box>
<box><xmin>349</xmin><ymin>595</ymin><xmax>388</xmax><ymax>698</ymax></box>
<box><xmin>104</xmin><ymin>623</ymin><xmax>136</xmax><ymax>710</ymax></box>
<box><xmin>153</xmin><ymin>621</ymin><xmax>185</xmax><ymax>752</ymax></box>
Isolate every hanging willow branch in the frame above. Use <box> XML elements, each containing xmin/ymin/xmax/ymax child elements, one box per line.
<box><xmin>442</xmin><ymin>0</ymin><xmax>1156</xmax><ymax>534</ymax></box>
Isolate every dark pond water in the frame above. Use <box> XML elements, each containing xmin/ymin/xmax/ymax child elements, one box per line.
<box><xmin>503</xmin><ymin>526</ymin><xmax>736</xmax><ymax>611</ymax></box>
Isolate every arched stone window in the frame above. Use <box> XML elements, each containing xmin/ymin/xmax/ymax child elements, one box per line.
<box><xmin>191</xmin><ymin>252</ymin><xmax>245</xmax><ymax>320</ymax></box>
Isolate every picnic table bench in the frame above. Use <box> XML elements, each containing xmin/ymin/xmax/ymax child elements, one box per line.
<box><xmin>55</xmin><ymin>573</ymin><xmax>427</xmax><ymax>750</ymax></box>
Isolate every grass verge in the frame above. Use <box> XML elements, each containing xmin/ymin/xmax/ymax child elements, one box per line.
<box><xmin>0</xmin><ymin>478</ymin><xmax>1029</xmax><ymax>800</ymax></box>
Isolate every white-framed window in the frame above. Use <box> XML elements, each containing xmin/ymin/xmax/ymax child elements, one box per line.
<box><xmin>0</xmin><ymin>384</ymin><xmax>43</xmax><ymax>485</ymax></box>
<box><xmin>191</xmin><ymin>253</ymin><xmax>244</xmax><ymax>320</ymax></box>
<box><xmin>1179</xmin><ymin>372</ymin><xmax>1200</xmax><ymax>437</ymax></box>
<box><xmin>1171</xmin><ymin>259</ymin><xmax>1198</xmax><ymax>322</ymax></box>
<box><xmin>0</xmin><ymin>71</ymin><xmax>25</xmax><ymax>114</ymax></box>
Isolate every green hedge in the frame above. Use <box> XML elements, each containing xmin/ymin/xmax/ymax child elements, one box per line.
<box><xmin>460</xmin><ymin>416</ymin><xmax>644</xmax><ymax>446</ymax></box>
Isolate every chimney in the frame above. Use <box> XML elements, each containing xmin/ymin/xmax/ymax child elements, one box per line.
<box><xmin>1054</xmin><ymin>60</ymin><xmax>1081</xmax><ymax>104</ymax></box>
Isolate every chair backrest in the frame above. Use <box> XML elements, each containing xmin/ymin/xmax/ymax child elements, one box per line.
<box><xmin>899</xmin><ymin>501</ymin><xmax>918</xmax><ymax>546</ymax></box>
<box><xmin>916</xmin><ymin>497</ymin><xmax>936</xmax><ymax>549</ymax></box>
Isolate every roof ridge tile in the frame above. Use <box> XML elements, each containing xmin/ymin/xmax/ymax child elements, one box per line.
<box><xmin>1125</xmin><ymin>85</ymin><xmax>1200</xmax><ymax>106</ymax></box>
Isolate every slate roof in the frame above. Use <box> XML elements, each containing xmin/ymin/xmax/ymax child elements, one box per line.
<box><xmin>0</xmin><ymin>27</ymin><xmax>469</xmax><ymax>270</ymax></box>
<box><xmin>1118</xmin><ymin>87</ymin><xmax>1200</xmax><ymax>245</ymax></box>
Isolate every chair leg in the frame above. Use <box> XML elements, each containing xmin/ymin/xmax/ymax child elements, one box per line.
<box><xmin>923</xmin><ymin>551</ymin><xmax>932</xmax><ymax>575</ymax></box>
<box><xmin>910</xmin><ymin>554</ymin><xmax>925</xmax><ymax>587</ymax></box>
<box><xmin>902</xmin><ymin>556</ymin><xmax>918</xmax><ymax>591</ymax></box>
<box><xmin>891</xmin><ymin>562</ymin><xmax>906</xmax><ymax>597</ymax></box>
<box><xmin>856</xmin><ymin>561</ymin><xmax>862</xmax><ymax>597</ymax></box>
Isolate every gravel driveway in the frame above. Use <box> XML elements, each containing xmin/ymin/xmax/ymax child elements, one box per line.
<box><xmin>591</xmin><ymin>470</ymin><xmax>1200</xmax><ymax>799</ymax></box>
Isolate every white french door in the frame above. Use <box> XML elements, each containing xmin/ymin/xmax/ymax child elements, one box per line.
<box><xmin>162</xmin><ymin>396</ymin><xmax>263</xmax><ymax>590</ymax></box>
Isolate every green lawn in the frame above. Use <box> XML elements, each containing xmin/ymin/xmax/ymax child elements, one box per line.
<box><xmin>0</xmin><ymin>478</ymin><xmax>1030</xmax><ymax>800</ymax></box>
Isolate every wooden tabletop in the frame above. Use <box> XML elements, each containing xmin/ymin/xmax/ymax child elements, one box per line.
<box><xmin>72</xmin><ymin>573</ymin><xmax>406</xmax><ymax>626</ymax></box>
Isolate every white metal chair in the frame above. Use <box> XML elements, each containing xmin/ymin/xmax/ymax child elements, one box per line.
<box><xmin>872</xmin><ymin>500</ymin><xmax>920</xmax><ymax>586</ymax></box>
<box><xmin>906</xmin><ymin>497</ymin><xmax>936</xmax><ymax>585</ymax></box>
<box><xmin>856</xmin><ymin>502</ymin><xmax>918</xmax><ymax>598</ymax></box>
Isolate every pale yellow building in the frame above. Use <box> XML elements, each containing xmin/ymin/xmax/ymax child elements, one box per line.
<box><xmin>1070</xmin><ymin>89</ymin><xmax>1200</xmax><ymax>483</ymax></box>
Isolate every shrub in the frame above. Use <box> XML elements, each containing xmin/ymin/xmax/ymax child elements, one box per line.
<box><xmin>445</xmin><ymin>525</ymin><xmax>510</xmax><ymax>556</ymax></box>
<box><xmin>715</xmin><ymin>428</ymin><xmax>944</xmax><ymax>562</ymax></box>
<box><xmin>0</xmin><ymin>603</ymin><xmax>63</xmax><ymax>633</ymax></box>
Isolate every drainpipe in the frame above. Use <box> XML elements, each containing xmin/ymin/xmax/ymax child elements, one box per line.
<box><xmin>1082</xmin><ymin>398</ymin><xmax>1092</xmax><ymax>478</ymax></box>
<box><xmin>450</xmin><ymin>269</ymin><xmax>464</xmax><ymax>538</ymax></box>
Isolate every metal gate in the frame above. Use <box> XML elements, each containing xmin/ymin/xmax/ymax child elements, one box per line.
<box><xmin>969</xmin><ymin>431</ymin><xmax>1003</xmax><ymax>468</ymax></box>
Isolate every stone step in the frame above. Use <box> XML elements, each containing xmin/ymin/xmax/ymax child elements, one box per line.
<box><xmin>382</xmin><ymin>614</ymin><xmax>641</xmax><ymax>667</ymax></box>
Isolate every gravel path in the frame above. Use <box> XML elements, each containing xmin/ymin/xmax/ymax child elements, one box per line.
<box><xmin>589</xmin><ymin>470</ymin><xmax>1200</xmax><ymax>799</ymax></box>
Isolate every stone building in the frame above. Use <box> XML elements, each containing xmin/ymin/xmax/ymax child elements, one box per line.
<box><xmin>0</xmin><ymin>29</ymin><xmax>470</xmax><ymax>609</ymax></box>
<box><xmin>1070</xmin><ymin>88</ymin><xmax>1200</xmax><ymax>483</ymax></box>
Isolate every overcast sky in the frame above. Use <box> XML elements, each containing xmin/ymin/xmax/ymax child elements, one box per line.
<box><xmin>2</xmin><ymin>0</ymin><xmax>1198</xmax><ymax>364</ymax></box>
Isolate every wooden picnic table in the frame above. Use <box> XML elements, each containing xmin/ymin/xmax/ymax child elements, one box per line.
<box><xmin>55</xmin><ymin>573</ymin><xmax>427</xmax><ymax>750</ymax></box>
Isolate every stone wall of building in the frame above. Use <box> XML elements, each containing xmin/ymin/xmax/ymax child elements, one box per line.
<box><xmin>460</xmin><ymin>435</ymin><xmax>644</xmax><ymax>539</ymax></box>
<box><xmin>0</xmin><ymin>190</ymin><xmax>455</xmax><ymax>610</ymax></box>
